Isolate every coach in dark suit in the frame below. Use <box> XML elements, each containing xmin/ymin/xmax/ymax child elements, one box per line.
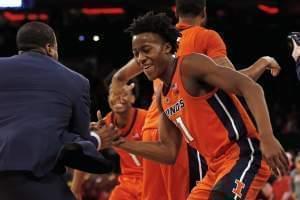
<box><xmin>0</xmin><ymin>22</ymin><xmax>115</xmax><ymax>200</ymax></box>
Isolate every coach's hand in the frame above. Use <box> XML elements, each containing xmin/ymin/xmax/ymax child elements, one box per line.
<box><xmin>260</xmin><ymin>135</ymin><xmax>289</xmax><ymax>177</ymax></box>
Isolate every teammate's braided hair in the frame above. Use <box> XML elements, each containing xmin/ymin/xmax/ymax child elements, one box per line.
<box><xmin>125</xmin><ymin>12</ymin><xmax>181</xmax><ymax>54</ymax></box>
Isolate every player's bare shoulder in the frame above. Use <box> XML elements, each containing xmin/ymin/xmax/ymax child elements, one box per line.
<box><xmin>181</xmin><ymin>53</ymin><xmax>215</xmax><ymax>78</ymax></box>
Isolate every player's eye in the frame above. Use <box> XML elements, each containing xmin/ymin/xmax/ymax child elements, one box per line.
<box><xmin>142</xmin><ymin>47</ymin><xmax>151</xmax><ymax>53</ymax></box>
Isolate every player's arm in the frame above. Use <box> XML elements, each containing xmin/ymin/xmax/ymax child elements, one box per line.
<box><xmin>71</xmin><ymin>170</ymin><xmax>86</xmax><ymax>200</ymax></box>
<box><xmin>114</xmin><ymin>111</ymin><xmax>182</xmax><ymax>164</ymax></box>
<box><xmin>213</xmin><ymin>56</ymin><xmax>281</xmax><ymax>81</ymax></box>
<box><xmin>111</xmin><ymin>58</ymin><xmax>143</xmax><ymax>93</ymax></box>
<box><xmin>213</xmin><ymin>56</ymin><xmax>235</xmax><ymax>69</ymax></box>
<box><xmin>206</xmin><ymin>31</ymin><xmax>280</xmax><ymax>80</ymax></box>
<box><xmin>183</xmin><ymin>53</ymin><xmax>289</xmax><ymax>176</ymax></box>
<box><xmin>238</xmin><ymin>56</ymin><xmax>281</xmax><ymax>81</ymax></box>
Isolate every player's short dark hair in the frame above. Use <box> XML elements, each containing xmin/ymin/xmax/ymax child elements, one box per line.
<box><xmin>176</xmin><ymin>0</ymin><xmax>206</xmax><ymax>17</ymax></box>
<box><xmin>125</xmin><ymin>12</ymin><xmax>181</xmax><ymax>54</ymax></box>
<box><xmin>16</xmin><ymin>21</ymin><xmax>56</xmax><ymax>51</ymax></box>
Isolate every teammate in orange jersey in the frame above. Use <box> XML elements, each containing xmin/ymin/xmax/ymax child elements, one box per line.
<box><xmin>110</xmin><ymin>1</ymin><xmax>280</xmax><ymax>199</ymax></box>
<box><xmin>113</xmin><ymin>12</ymin><xmax>289</xmax><ymax>200</ymax></box>
<box><xmin>72</xmin><ymin>84</ymin><xmax>146</xmax><ymax>200</ymax></box>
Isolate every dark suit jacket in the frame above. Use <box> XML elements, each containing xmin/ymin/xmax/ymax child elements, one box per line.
<box><xmin>0</xmin><ymin>52</ymin><xmax>111</xmax><ymax>177</ymax></box>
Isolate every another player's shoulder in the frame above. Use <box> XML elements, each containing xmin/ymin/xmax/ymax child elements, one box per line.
<box><xmin>136</xmin><ymin>108</ymin><xmax>147</xmax><ymax>121</ymax></box>
<box><xmin>190</xmin><ymin>26</ymin><xmax>218</xmax><ymax>36</ymax></box>
<box><xmin>137</xmin><ymin>108</ymin><xmax>147</xmax><ymax>115</ymax></box>
<box><xmin>204</xmin><ymin>29</ymin><xmax>224</xmax><ymax>42</ymax></box>
<box><xmin>186</xmin><ymin>27</ymin><xmax>224</xmax><ymax>46</ymax></box>
<box><xmin>204</xmin><ymin>28</ymin><xmax>221</xmax><ymax>36</ymax></box>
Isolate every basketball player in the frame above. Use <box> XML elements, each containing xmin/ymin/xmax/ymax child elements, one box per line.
<box><xmin>72</xmin><ymin>84</ymin><xmax>146</xmax><ymax>200</ymax></box>
<box><xmin>110</xmin><ymin>1</ymin><xmax>280</xmax><ymax>199</ymax></box>
<box><xmin>113</xmin><ymin>12</ymin><xmax>288</xmax><ymax>200</ymax></box>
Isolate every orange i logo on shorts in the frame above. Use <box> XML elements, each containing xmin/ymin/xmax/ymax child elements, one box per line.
<box><xmin>232</xmin><ymin>179</ymin><xmax>245</xmax><ymax>199</ymax></box>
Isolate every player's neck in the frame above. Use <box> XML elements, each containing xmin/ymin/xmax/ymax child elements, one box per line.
<box><xmin>160</xmin><ymin>56</ymin><xmax>177</xmax><ymax>88</ymax></box>
<box><xmin>178</xmin><ymin>16</ymin><xmax>204</xmax><ymax>27</ymax></box>
<box><xmin>114</xmin><ymin>107</ymin><xmax>134</xmax><ymax>128</ymax></box>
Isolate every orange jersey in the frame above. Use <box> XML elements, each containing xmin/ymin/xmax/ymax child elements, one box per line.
<box><xmin>109</xmin><ymin>176</ymin><xmax>142</xmax><ymax>200</ymax></box>
<box><xmin>161</xmin><ymin>56</ymin><xmax>271</xmax><ymax>199</ymax></box>
<box><xmin>104</xmin><ymin>108</ymin><xmax>147</xmax><ymax>178</ymax></box>
<box><xmin>141</xmin><ymin>23</ymin><xmax>228</xmax><ymax>200</ymax></box>
<box><xmin>161</xmin><ymin>56</ymin><xmax>259</xmax><ymax>163</ymax></box>
<box><xmin>176</xmin><ymin>22</ymin><xmax>227</xmax><ymax>58</ymax></box>
<box><xmin>143</xmin><ymin>23</ymin><xmax>227</xmax><ymax>131</ymax></box>
<box><xmin>142</xmin><ymin>79</ymin><xmax>162</xmax><ymax>131</ymax></box>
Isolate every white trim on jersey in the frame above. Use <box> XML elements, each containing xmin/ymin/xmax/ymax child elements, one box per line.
<box><xmin>214</xmin><ymin>94</ymin><xmax>240</xmax><ymax>140</ymax></box>
<box><xmin>129</xmin><ymin>153</ymin><xmax>141</xmax><ymax>167</ymax></box>
<box><xmin>234</xmin><ymin>138</ymin><xmax>255</xmax><ymax>200</ymax></box>
<box><xmin>197</xmin><ymin>151</ymin><xmax>203</xmax><ymax>180</ymax></box>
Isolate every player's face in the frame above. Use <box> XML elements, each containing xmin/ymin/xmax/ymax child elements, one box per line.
<box><xmin>132</xmin><ymin>32</ymin><xmax>170</xmax><ymax>80</ymax></box>
<box><xmin>108</xmin><ymin>90</ymin><xmax>134</xmax><ymax>114</ymax></box>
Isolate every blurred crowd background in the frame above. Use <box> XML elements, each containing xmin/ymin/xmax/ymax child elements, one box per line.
<box><xmin>1</xmin><ymin>0</ymin><xmax>300</xmax><ymax>199</ymax></box>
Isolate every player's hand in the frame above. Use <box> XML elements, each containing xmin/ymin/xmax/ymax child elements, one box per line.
<box><xmin>260</xmin><ymin>135</ymin><xmax>289</xmax><ymax>177</ymax></box>
<box><xmin>261</xmin><ymin>56</ymin><xmax>281</xmax><ymax>77</ymax></box>
<box><xmin>94</xmin><ymin>110</ymin><xmax>120</xmax><ymax>149</ymax></box>
<box><xmin>123</xmin><ymin>82</ymin><xmax>135</xmax><ymax>93</ymax></box>
<box><xmin>109</xmin><ymin>83</ymin><xmax>135</xmax><ymax>105</ymax></box>
<box><xmin>112</xmin><ymin>137</ymin><xmax>126</xmax><ymax>147</ymax></box>
<box><xmin>109</xmin><ymin>81</ymin><xmax>127</xmax><ymax>99</ymax></box>
<box><xmin>292</xmin><ymin>38</ymin><xmax>300</xmax><ymax>62</ymax></box>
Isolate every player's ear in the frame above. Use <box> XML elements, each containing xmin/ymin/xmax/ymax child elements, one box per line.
<box><xmin>163</xmin><ymin>43</ymin><xmax>172</xmax><ymax>54</ymax></box>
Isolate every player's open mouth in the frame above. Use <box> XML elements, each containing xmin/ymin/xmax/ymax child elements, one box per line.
<box><xmin>143</xmin><ymin>65</ymin><xmax>152</xmax><ymax>70</ymax></box>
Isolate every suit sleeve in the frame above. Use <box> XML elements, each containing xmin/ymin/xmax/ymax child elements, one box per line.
<box><xmin>68</xmin><ymin>78</ymin><xmax>99</xmax><ymax>148</ymax></box>
<box><xmin>53</xmin><ymin>77</ymin><xmax>113</xmax><ymax>174</ymax></box>
<box><xmin>206</xmin><ymin>30</ymin><xmax>227</xmax><ymax>58</ymax></box>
